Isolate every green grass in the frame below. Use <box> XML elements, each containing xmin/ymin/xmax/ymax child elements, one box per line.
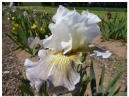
<box><xmin>18</xmin><ymin>2</ymin><xmax>127</xmax><ymax>12</ymax></box>
<box><xmin>22</xmin><ymin>2</ymin><xmax>42</xmax><ymax>6</ymax></box>
<box><xmin>15</xmin><ymin>6</ymin><xmax>127</xmax><ymax>19</ymax></box>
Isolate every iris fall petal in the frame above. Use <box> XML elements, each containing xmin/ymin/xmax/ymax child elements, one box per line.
<box><xmin>24</xmin><ymin>50</ymin><xmax>80</xmax><ymax>95</ymax></box>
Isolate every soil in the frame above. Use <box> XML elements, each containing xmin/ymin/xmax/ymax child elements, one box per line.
<box><xmin>2</xmin><ymin>16</ymin><xmax>23</xmax><ymax>96</ymax></box>
<box><xmin>92</xmin><ymin>33</ymin><xmax>127</xmax><ymax>58</ymax></box>
<box><xmin>2</xmin><ymin>15</ymin><xmax>127</xmax><ymax>96</ymax></box>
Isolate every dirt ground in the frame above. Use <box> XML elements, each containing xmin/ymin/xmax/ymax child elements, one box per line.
<box><xmin>2</xmin><ymin>16</ymin><xmax>23</xmax><ymax>95</ymax></box>
<box><xmin>2</xmin><ymin>16</ymin><xmax>127</xmax><ymax>96</ymax></box>
<box><xmin>92</xmin><ymin>33</ymin><xmax>127</xmax><ymax>58</ymax></box>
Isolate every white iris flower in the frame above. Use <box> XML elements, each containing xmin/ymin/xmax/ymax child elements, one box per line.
<box><xmin>24</xmin><ymin>5</ymin><xmax>101</xmax><ymax>95</ymax></box>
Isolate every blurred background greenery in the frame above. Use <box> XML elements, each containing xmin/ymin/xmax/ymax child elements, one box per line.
<box><xmin>2</xmin><ymin>2</ymin><xmax>127</xmax><ymax>18</ymax></box>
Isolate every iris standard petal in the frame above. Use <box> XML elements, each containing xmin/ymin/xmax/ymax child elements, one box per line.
<box><xmin>43</xmin><ymin>5</ymin><xmax>101</xmax><ymax>54</ymax></box>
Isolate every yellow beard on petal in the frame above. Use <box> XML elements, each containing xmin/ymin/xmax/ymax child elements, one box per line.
<box><xmin>48</xmin><ymin>52</ymin><xmax>77</xmax><ymax>71</ymax></box>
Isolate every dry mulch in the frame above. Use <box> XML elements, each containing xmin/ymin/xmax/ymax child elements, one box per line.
<box><xmin>2</xmin><ymin>16</ymin><xmax>127</xmax><ymax>96</ymax></box>
<box><xmin>2</xmin><ymin>16</ymin><xmax>23</xmax><ymax>96</ymax></box>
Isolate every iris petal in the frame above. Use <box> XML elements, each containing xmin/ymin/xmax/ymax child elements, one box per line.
<box><xmin>43</xmin><ymin>5</ymin><xmax>101</xmax><ymax>54</ymax></box>
<box><xmin>24</xmin><ymin>50</ymin><xmax>80</xmax><ymax>94</ymax></box>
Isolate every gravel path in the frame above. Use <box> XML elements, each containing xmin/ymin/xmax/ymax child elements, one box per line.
<box><xmin>2</xmin><ymin>16</ymin><xmax>23</xmax><ymax>96</ymax></box>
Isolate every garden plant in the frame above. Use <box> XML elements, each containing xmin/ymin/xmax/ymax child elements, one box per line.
<box><xmin>100</xmin><ymin>8</ymin><xmax>127</xmax><ymax>42</ymax></box>
<box><xmin>2</xmin><ymin>3</ymin><xmax>127</xmax><ymax>96</ymax></box>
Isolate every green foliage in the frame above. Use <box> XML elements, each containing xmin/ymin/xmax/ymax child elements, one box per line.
<box><xmin>38</xmin><ymin>82</ymin><xmax>49</xmax><ymax>96</ymax></box>
<box><xmin>15</xmin><ymin>76</ymin><xmax>34</xmax><ymax>96</ymax></box>
<box><xmin>16</xmin><ymin>76</ymin><xmax>49</xmax><ymax>96</ymax></box>
<box><xmin>5</xmin><ymin>7</ymin><xmax>51</xmax><ymax>56</ymax></box>
<box><xmin>19</xmin><ymin>79</ymin><xmax>34</xmax><ymax>96</ymax></box>
<box><xmin>90</xmin><ymin>61</ymin><xmax>97</xmax><ymax>96</ymax></box>
<box><xmin>72</xmin><ymin>53</ymin><xmax>89</xmax><ymax>96</ymax></box>
<box><xmin>78</xmin><ymin>52</ymin><xmax>87</xmax><ymax>64</ymax></box>
<box><xmin>110</xmin><ymin>60</ymin><xmax>116</xmax><ymax>76</ymax></box>
<box><xmin>89</xmin><ymin>61</ymin><xmax>127</xmax><ymax>96</ymax></box>
<box><xmin>100</xmin><ymin>14</ymin><xmax>127</xmax><ymax>42</ymax></box>
<box><xmin>104</xmin><ymin>67</ymin><xmax>127</xmax><ymax>95</ymax></box>
<box><xmin>22</xmin><ymin>2</ymin><xmax>42</xmax><ymax>6</ymax></box>
<box><xmin>97</xmin><ymin>65</ymin><xmax>105</xmax><ymax>95</ymax></box>
<box><xmin>72</xmin><ymin>70</ymin><xmax>90</xmax><ymax>96</ymax></box>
